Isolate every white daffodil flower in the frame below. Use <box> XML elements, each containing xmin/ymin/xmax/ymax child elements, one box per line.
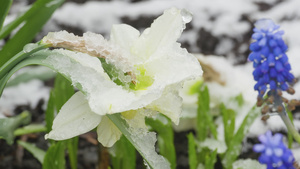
<box><xmin>43</xmin><ymin>7</ymin><xmax>202</xmax><ymax>147</ymax></box>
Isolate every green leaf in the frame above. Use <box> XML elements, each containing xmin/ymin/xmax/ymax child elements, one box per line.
<box><xmin>234</xmin><ymin>94</ymin><xmax>244</xmax><ymax>107</ymax></box>
<box><xmin>0</xmin><ymin>0</ymin><xmax>64</xmax><ymax>67</ymax></box>
<box><xmin>53</xmin><ymin>73</ymin><xmax>75</xmax><ymax>112</ymax></box>
<box><xmin>0</xmin><ymin>48</ymin><xmax>52</xmax><ymax>98</ymax></box>
<box><xmin>45</xmin><ymin>90</ymin><xmax>55</xmax><ymax>133</ymax></box>
<box><xmin>0</xmin><ymin>0</ymin><xmax>12</xmax><ymax>31</ymax></box>
<box><xmin>98</xmin><ymin>57</ymin><xmax>130</xmax><ymax>87</ymax></box>
<box><xmin>107</xmin><ymin>114</ymin><xmax>171</xmax><ymax>169</ymax></box>
<box><xmin>0</xmin><ymin>111</ymin><xmax>31</xmax><ymax>144</ymax></box>
<box><xmin>18</xmin><ymin>140</ymin><xmax>46</xmax><ymax>164</ymax></box>
<box><xmin>204</xmin><ymin>149</ymin><xmax>217</xmax><ymax>169</ymax></box>
<box><xmin>187</xmin><ymin>133</ymin><xmax>197</xmax><ymax>169</ymax></box>
<box><xmin>221</xmin><ymin>104</ymin><xmax>236</xmax><ymax>147</ymax></box>
<box><xmin>14</xmin><ymin>124</ymin><xmax>47</xmax><ymax>136</ymax></box>
<box><xmin>146</xmin><ymin>115</ymin><xmax>176</xmax><ymax>169</ymax></box>
<box><xmin>196</xmin><ymin>85</ymin><xmax>217</xmax><ymax>141</ymax></box>
<box><xmin>110</xmin><ymin>135</ymin><xmax>136</xmax><ymax>169</ymax></box>
<box><xmin>52</xmin><ymin>72</ymin><xmax>76</xmax><ymax>169</ymax></box>
<box><xmin>188</xmin><ymin>80</ymin><xmax>203</xmax><ymax>95</ymax></box>
<box><xmin>0</xmin><ymin>43</ymin><xmax>47</xmax><ymax>83</ymax></box>
<box><xmin>67</xmin><ymin>137</ymin><xmax>79</xmax><ymax>169</ymax></box>
<box><xmin>6</xmin><ymin>66</ymin><xmax>56</xmax><ymax>87</ymax></box>
<box><xmin>43</xmin><ymin>141</ymin><xmax>66</xmax><ymax>169</ymax></box>
<box><xmin>221</xmin><ymin>107</ymin><xmax>260</xmax><ymax>169</ymax></box>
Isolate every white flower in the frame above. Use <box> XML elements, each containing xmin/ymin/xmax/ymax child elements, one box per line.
<box><xmin>43</xmin><ymin>7</ymin><xmax>202</xmax><ymax>147</ymax></box>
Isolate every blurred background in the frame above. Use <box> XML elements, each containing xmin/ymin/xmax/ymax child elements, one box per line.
<box><xmin>2</xmin><ymin>0</ymin><xmax>300</xmax><ymax>168</ymax></box>
<box><xmin>6</xmin><ymin>0</ymin><xmax>300</xmax><ymax>65</ymax></box>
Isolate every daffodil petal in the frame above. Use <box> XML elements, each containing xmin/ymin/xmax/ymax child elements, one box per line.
<box><xmin>110</xmin><ymin>24</ymin><xmax>140</xmax><ymax>51</ymax></box>
<box><xmin>42</xmin><ymin>7</ymin><xmax>202</xmax><ymax>117</ymax></box>
<box><xmin>145</xmin><ymin>43</ymin><xmax>202</xmax><ymax>86</ymax></box>
<box><xmin>97</xmin><ymin>116</ymin><xmax>122</xmax><ymax>147</ymax></box>
<box><xmin>43</xmin><ymin>49</ymin><xmax>164</xmax><ymax>115</ymax></box>
<box><xmin>131</xmin><ymin>7</ymin><xmax>190</xmax><ymax>59</ymax></box>
<box><xmin>45</xmin><ymin>91</ymin><xmax>102</xmax><ymax>140</ymax></box>
<box><xmin>43</xmin><ymin>49</ymin><xmax>135</xmax><ymax>115</ymax></box>
<box><xmin>147</xmin><ymin>85</ymin><xmax>182</xmax><ymax>125</ymax></box>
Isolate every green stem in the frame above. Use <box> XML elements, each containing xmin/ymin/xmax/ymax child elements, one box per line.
<box><xmin>0</xmin><ymin>43</ymin><xmax>48</xmax><ymax>80</ymax></box>
<box><xmin>0</xmin><ymin>49</ymin><xmax>50</xmax><ymax>97</ymax></box>
<box><xmin>274</xmin><ymin>95</ymin><xmax>300</xmax><ymax>144</ymax></box>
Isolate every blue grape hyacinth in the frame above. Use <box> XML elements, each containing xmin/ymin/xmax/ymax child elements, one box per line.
<box><xmin>248</xmin><ymin>19</ymin><xmax>295</xmax><ymax>98</ymax></box>
<box><xmin>253</xmin><ymin>131</ymin><xmax>295</xmax><ymax>169</ymax></box>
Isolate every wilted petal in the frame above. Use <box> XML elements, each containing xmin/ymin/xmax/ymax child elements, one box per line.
<box><xmin>97</xmin><ymin>116</ymin><xmax>122</xmax><ymax>147</ymax></box>
<box><xmin>131</xmin><ymin>8</ymin><xmax>190</xmax><ymax>59</ymax></box>
<box><xmin>45</xmin><ymin>91</ymin><xmax>102</xmax><ymax>140</ymax></box>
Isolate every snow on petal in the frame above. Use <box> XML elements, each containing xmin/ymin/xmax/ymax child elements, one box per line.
<box><xmin>144</xmin><ymin>43</ymin><xmax>202</xmax><ymax>87</ymax></box>
<box><xmin>42</xmin><ymin>30</ymin><xmax>134</xmax><ymax>73</ymax></box>
<box><xmin>97</xmin><ymin>116</ymin><xmax>122</xmax><ymax>147</ymax></box>
<box><xmin>130</xmin><ymin>129</ymin><xmax>170</xmax><ymax>169</ymax></box>
<box><xmin>43</xmin><ymin>49</ymin><xmax>135</xmax><ymax>115</ymax></box>
<box><xmin>110</xmin><ymin>24</ymin><xmax>140</xmax><ymax>51</ymax></box>
<box><xmin>45</xmin><ymin>91</ymin><xmax>102</xmax><ymax>140</ymax></box>
<box><xmin>42</xmin><ymin>7</ymin><xmax>202</xmax><ymax>123</ymax></box>
<box><xmin>123</xmin><ymin>109</ymin><xmax>148</xmax><ymax>130</ymax></box>
<box><xmin>147</xmin><ymin>85</ymin><xmax>182</xmax><ymax>125</ymax></box>
<box><xmin>131</xmin><ymin>7</ymin><xmax>190</xmax><ymax>59</ymax></box>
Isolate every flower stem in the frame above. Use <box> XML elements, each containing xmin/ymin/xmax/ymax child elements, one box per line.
<box><xmin>0</xmin><ymin>42</ymin><xmax>47</xmax><ymax>80</ymax></box>
<box><xmin>274</xmin><ymin>95</ymin><xmax>300</xmax><ymax>144</ymax></box>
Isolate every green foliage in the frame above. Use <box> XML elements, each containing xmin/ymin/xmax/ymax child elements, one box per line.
<box><xmin>205</xmin><ymin>149</ymin><xmax>217</xmax><ymax>169</ymax></box>
<box><xmin>47</xmin><ymin>73</ymin><xmax>77</xmax><ymax>169</ymax></box>
<box><xmin>14</xmin><ymin>124</ymin><xmax>47</xmax><ymax>136</ymax></box>
<box><xmin>196</xmin><ymin>85</ymin><xmax>217</xmax><ymax>141</ymax></box>
<box><xmin>0</xmin><ymin>111</ymin><xmax>31</xmax><ymax>144</ymax></box>
<box><xmin>0</xmin><ymin>0</ymin><xmax>65</xmax><ymax>67</ymax></box>
<box><xmin>43</xmin><ymin>141</ymin><xmax>66</xmax><ymax>169</ymax></box>
<box><xmin>6</xmin><ymin>66</ymin><xmax>56</xmax><ymax>87</ymax></box>
<box><xmin>45</xmin><ymin>90</ymin><xmax>55</xmax><ymax>133</ymax></box>
<box><xmin>221</xmin><ymin>107</ymin><xmax>260</xmax><ymax>169</ymax></box>
<box><xmin>191</xmin><ymin>83</ymin><xmax>259</xmax><ymax>169</ymax></box>
<box><xmin>99</xmin><ymin>57</ymin><xmax>127</xmax><ymax>87</ymax></box>
<box><xmin>53</xmin><ymin>73</ymin><xmax>75</xmax><ymax>111</ymax></box>
<box><xmin>67</xmin><ymin>137</ymin><xmax>79</xmax><ymax>169</ymax></box>
<box><xmin>220</xmin><ymin>104</ymin><xmax>236</xmax><ymax>147</ymax></box>
<box><xmin>234</xmin><ymin>94</ymin><xmax>244</xmax><ymax>107</ymax></box>
<box><xmin>18</xmin><ymin>140</ymin><xmax>46</xmax><ymax>164</ymax></box>
<box><xmin>146</xmin><ymin>114</ymin><xmax>176</xmax><ymax>169</ymax></box>
<box><xmin>0</xmin><ymin>0</ymin><xmax>12</xmax><ymax>31</ymax></box>
<box><xmin>0</xmin><ymin>44</ymin><xmax>48</xmax><ymax>97</ymax></box>
<box><xmin>110</xmin><ymin>135</ymin><xmax>136</xmax><ymax>169</ymax></box>
<box><xmin>188</xmin><ymin>80</ymin><xmax>203</xmax><ymax>95</ymax></box>
<box><xmin>187</xmin><ymin>133</ymin><xmax>197</xmax><ymax>169</ymax></box>
<box><xmin>108</xmin><ymin>113</ymin><xmax>170</xmax><ymax>169</ymax></box>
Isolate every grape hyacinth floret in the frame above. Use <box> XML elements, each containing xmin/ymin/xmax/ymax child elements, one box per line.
<box><xmin>249</xmin><ymin>19</ymin><xmax>295</xmax><ymax>98</ymax></box>
<box><xmin>253</xmin><ymin>131</ymin><xmax>295</xmax><ymax>169</ymax></box>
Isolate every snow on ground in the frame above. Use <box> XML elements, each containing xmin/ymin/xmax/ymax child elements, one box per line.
<box><xmin>0</xmin><ymin>80</ymin><xmax>50</xmax><ymax>118</ymax></box>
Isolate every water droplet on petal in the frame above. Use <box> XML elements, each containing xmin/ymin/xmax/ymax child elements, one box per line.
<box><xmin>181</xmin><ymin>9</ymin><xmax>193</xmax><ymax>24</ymax></box>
